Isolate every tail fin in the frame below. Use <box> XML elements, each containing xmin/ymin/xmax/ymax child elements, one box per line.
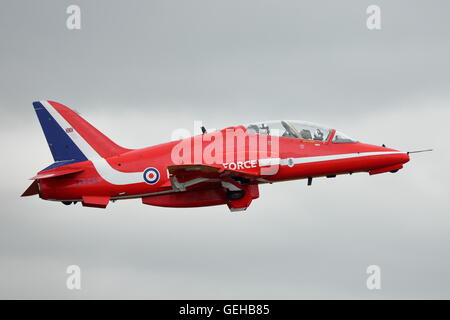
<box><xmin>33</xmin><ymin>101</ymin><xmax>130</xmax><ymax>164</ymax></box>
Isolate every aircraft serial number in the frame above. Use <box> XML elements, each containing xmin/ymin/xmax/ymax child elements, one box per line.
<box><xmin>75</xmin><ymin>178</ymin><xmax>99</xmax><ymax>185</ymax></box>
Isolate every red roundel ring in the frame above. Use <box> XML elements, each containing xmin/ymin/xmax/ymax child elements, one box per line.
<box><xmin>143</xmin><ymin>167</ymin><xmax>160</xmax><ymax>184</ymax></box>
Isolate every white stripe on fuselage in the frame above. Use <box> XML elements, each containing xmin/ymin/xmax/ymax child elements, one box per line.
<box><xmin>258</xmin><ymin>151</ymin><xmax>404</xmax><ymax>167</ymax></box>
<box><xmin>42</xmin><ymin>101</ymin><xmax>406</xmax><ymax>186</ymax></box>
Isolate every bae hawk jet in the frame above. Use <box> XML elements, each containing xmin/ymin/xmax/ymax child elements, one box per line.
<box><xmin>22</xmin><ymin>101</ymin><xmax>421</xmax><ymax>211</ymax></box>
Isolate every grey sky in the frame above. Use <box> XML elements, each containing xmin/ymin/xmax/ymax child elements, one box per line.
<box><xmin>1</xmin><ymin>0</ymin><xmax>449</xmax><ymax>299</ymax></box>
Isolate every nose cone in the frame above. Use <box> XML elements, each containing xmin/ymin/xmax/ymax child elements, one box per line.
<box><xmin>360</xmin><ymin>144</ymin><xmax>410</xmax><ymax>175</ymax></box>
<box><xmin>364</xmin><ymin>144</ymin><xmax>410</xmax><ymax>164</ymax></box>
<box><xmin>397</xmin><ymin>152</ymin><xmax>410</xmax><ymax>164</ymax></box>
<box><xmin>376</xmin><ymin>146</ymin><xmax>410</xmax><ymax>166</ymax></box>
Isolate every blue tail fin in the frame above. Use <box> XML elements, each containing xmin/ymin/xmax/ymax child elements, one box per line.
<box><xmin>33</xmin><ymin>101</ymin><xmax>88</xmax><ymax>163</ymax></box>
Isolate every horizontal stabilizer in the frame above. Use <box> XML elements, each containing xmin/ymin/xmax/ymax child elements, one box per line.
<box><xmin>31</xmin><ymin>167</ymin><xmax>84</xmax><ymax>180</ymax></box>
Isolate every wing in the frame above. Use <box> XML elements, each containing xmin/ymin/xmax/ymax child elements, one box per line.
<box><xmin>142</xmin><ymin>164</ymin><xmax>260</xmax><ymax>211</ymax></box>
<box><xmin>167</xmin><ymin>164</ymin><xmax>259</xmax><ymax>191</ymax></box>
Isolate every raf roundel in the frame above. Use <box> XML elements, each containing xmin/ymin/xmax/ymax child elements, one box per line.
<box><xmin>143</xmin><ymin>167</ymin><xmax>160</xmax><ymax>185</ymax></box>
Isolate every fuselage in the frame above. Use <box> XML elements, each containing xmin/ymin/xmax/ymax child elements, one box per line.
<box><xmin>37</xmin><ymin>125</ymin><xmax>410</xmax><ymax>202</ymax></box>
<box><xmin>23</xmin><ymin>101</ymin><xmax>411</xmax><ymax>211</ymax></box>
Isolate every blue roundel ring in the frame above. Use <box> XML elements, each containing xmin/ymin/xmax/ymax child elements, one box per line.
<box><xmin>143</xmin><ymin>167</ymin><xmax>160</xmax><ymax>185</ymax></box>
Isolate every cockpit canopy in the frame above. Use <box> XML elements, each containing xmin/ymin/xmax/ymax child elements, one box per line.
<box><xmin>245</xmin><ymin>120</ymin><xmax>356</xmax><ymax>143</ymax></box>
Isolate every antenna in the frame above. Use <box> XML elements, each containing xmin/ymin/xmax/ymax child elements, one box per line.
<box><xmin>407</xmin><ymin>149</ymin><xmax>433</xmax><ymax>155</ymax></box>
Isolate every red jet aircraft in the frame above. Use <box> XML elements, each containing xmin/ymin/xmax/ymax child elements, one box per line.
<box><xmin>22</xmin><ymin>100</ymin><xmax>414</xmax><ymax>211</ymax></box>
